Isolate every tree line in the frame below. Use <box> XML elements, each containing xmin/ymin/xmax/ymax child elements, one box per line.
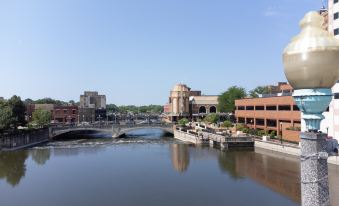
<box><xmin>106</xmin><ymin>104</ymin><xmax>163</xmax><ymax>114</ymax></box>
<box><xmin>217</xmin><ymin>85</ymin><xmax>272</xmax><ymax>113</ymax></box>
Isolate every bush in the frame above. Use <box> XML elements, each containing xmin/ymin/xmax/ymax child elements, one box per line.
<box><xmin>256</xmin><ymin>130</ymin><xmax>267</xmax><ymax>137</ymax></box>
<box><xmin>286</xmin><ymin>127</ymin><xmax>301</xmax><ymax>131</ymax></box>
<box><xmin>178</xmin><ymin>118</ymin><xmax>189</xmax><ymax>127</ymax></box>
<box><xmin>223</xmin><ymin>120</ymin><xmax>233</xmax><ymax>129</ymax></box>
<box><xmin>236</xmin><ymin>123</ymin><xmax>245</xmax><ymax>131</ymax></box>
<box><xmin>269</xmin><ymin>131</ymin><xmax>277</xmax><ymax>138</ymax></box>
<box><xmin>241</xmin><ymin>128</ymin><xmax>249</xmax><ymax>134</ymax></box>
<box><xmin>203</xmin><ymin>114</ymin><xmax>219</xmax><ymax>124</ymax></box>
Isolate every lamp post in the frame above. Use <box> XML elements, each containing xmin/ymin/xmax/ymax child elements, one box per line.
<box><xmin>283</xmin><ymin>11</ymin><xmax>339</xmax><ymax>206</ymax></box>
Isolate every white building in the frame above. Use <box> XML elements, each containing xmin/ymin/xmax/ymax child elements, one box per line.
<box><xmin>328</xmin><ymin>0</ymin><xmax>339</xmax><ymax>36</ymax></box>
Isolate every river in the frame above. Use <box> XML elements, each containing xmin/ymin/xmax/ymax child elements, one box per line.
<box><xmin>0</xmin><ymin>129</ymin><xmax>338</xmax><ymax>206</ymax></box>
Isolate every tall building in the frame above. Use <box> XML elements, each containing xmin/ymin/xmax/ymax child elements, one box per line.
<box><xmin>80</xmin><ymin>91</ymin><xmax>106</xmax><ymax>109</ymax></box>
<box><xmin>328</xmin><ymin>0</ymin><xmax>339</xmax><ymax>36</ymax></box>
<box><xmin>79</xmin><ymin>91</ymin><xmax>106</xmax><ymax>122</ymax></box>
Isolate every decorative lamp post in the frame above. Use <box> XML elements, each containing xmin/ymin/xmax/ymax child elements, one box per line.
<box><xmin>283</xmin><ymin>11</ymin><xmax>339</xmax><ymax>206</ymax></box>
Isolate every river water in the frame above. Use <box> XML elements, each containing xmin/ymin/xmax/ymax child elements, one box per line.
<box><xmin>0</xmin><ymin>129</ymin><xmax>339</xmax><ymax>206</ymax></box>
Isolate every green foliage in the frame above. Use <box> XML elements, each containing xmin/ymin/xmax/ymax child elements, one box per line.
<box><xmin>34</xmin><ymin>98</ymin><xmax>67</xmax><ymax>106</ymax></box>
<box><xmin>242</xmin><ymin>128</ymin><xmax>249</xmax><ymax>134</ymax></box>
<box><xmin>203</xmin><ymin>114</ymin><xmax>219</xmax><ymax>124</ymax></box>
<box><xmin>236</xmin><ymin>123</ymin><xmax>245</xmax><ymax>131</ymax></box>
<box><xmin>7</xmin><ymin>96</ymin><xmax>26</xmax><ymax>127</ymax></box>
<box><xmin>178</xmin><ymin>118</ymin><xmax>189</xmax><ymax>127</ymax></box>
<box><xmin>286</xmin><ymin>127</ymin><xmax>301</xmax><ymax>131</ymax></box>
<box><xmin>31</xmin><ymin>109</ymin><xmax>51</xmax><ymax>128</ymax></box>
<box><xmin>218</xmin><ymin>86</ymin><xmax>247</xmax><ymax>113</ymax></box>
<box><xmin>106</xmin><ymin>104</ymin><xmax>120</xmax><ymax>113</ymax></box>
<box><xmin>257</xmin><ymin>130</ymin><xmax>267</xmax><ymax>137</ymax></box>
<box><xmin>269</xmin><ymin>130</ymin><xmax>277</xmax><ymax>138</ymax></box>
<box><xmin>0</xmin><ymin>105</ymin><xmax>15</xmax><ymax>131</ymax></box>
<box><xmin>112</xmin><ymin>105</ymin><xmax>163</xmax><ymax>114</ymax></box>
<box><xmin>222</xmin><ymin>120</ymin><xmax>233</xmax><ymax>129</ymax></box>
<box><xmin>249</xmin><ymin>86</ymin><xmax>270</xmax><ymax>98</ymax></box>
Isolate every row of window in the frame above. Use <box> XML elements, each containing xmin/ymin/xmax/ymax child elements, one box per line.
<box><xmin>54</xmin><ymin>109</ymin><xmax>77</xmax><ymax>115</ymax></box>
<box><xmin>237</xmin><ymin>105</ymin><xmax>299</xmax><ymax>111</ymax></box>
<box><xmin>238</xmin><ymin>117</ymin><xmax>301</xmax><ymax>127</ymax></box>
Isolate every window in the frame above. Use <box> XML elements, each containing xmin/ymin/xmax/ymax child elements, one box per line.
<box><xmin>255</xmin><ymin>119</ymin><xmax>265</xmax><ymax>126</ymax></box>
<box><xmin>266</xmin><ymin>119</ymin><xmax>277</xmax><ymax>127</ymax></box>
<box><xmin>72</xmin><ymin>109</ymin><xmax>76</xmax><ymax>114</ymax></box>
<box><xmin>237</xmin><ymin>106</ymin><xmax>245</xmax><ymax>110</ymax></box>
<box><xmin>334</xmin><ymin>28</ymin><xmax>339</xmax><ymax>36</ymax></box>
<box><xmin>293</xmin><ymin>105</ymin><xmax>300</xmax><ymax>111</ymax></box>
<box><xmin>238</xmin><ymin>118</ymin><xmax>245</xmax><ymax>124</ymax></box>
<box><xmin>334</xmin><ymin>93</ymin><xmax>339</xmax><ymax>99</ymax></box>
<box><xmin>246</xmin><ymin>106</ymin><xmax>254</xmax><ymax>110</ymax></box>
<box><xmin>335</xmin><ymin>12</ymin><xmax>339</xmax><ymax>20</ymax></box>
<box><xmin>278</xmin><ymin>105</ymin><xmax>291</xmax><ymax>111</ymax></box>
<box><xmin>266</xmin><ymin>105</ymin><xmax>277</xmax><ymax>111</ymax></box>
<box><xmin>255</xmin><ymin>106</ymin><xmax>265</xmax><ymax>110</ymax></box>
<box><xmin>335</xmin><ymin>0</ymin><xmax>339</xmax><ymax>4</ymax></box>
<box><xmin>64</xmin><ymin>109</ymin><xmax>68</xmax><ymax>114</ymax></box>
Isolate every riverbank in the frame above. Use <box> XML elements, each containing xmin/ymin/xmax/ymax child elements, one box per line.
<box><xmin>0</xmin><ymin>128</ymin><xmax>50</xmax><ymax>151</ymax></box>
<box><xmin>174</xmin><ymin>128</ymin><xmax>339</xmax><ymax>166</ymax></box>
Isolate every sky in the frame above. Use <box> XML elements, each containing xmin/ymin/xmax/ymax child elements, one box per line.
<box><xmin>0</xmin><ymin>0</ymin><xmax>322</xmax><ymax>105</ymax></box>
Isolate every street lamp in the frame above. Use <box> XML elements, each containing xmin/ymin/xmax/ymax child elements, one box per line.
<box><xmin>283</xmin><ymin>11</ymin><xmax>339</xmax><ymax>206</ymax></box>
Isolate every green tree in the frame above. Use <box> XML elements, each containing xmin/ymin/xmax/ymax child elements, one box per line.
<box><xmin>204</xmin><ymin>114</ymin><xmax>219</xmax><ymax>124</ymax></box>
<box><xmin>7</xmin><ymin>95</ymin><xmax>26</xmax><ymax>127</ymax></box>
<box><xmin>178</xmin><ymin>118</ymin><xmax>189</xmax><ymax>127</ymax></box>
<box><xmin>249</xmin><ymin>86</ymin><xmax>270</xmax><ymax>98</ymax></box>
<box><xmin>34</xmin><ymin>98</ymin><xmax>67</xmax><ymax>106</ymax></box>
<box><xmin>0</xmin><ymin>105</ymin><xmax>15</xmax><ymax>131</ymax></box>
<box><xmin>31</xmin><ymin>108</ymin><xmax>51</xmax><ymax>128</ymax></box>
<box><xmin>218</xmin><ymin>86</ymin><xmax>247</xmax><ymax>113</ymax></box>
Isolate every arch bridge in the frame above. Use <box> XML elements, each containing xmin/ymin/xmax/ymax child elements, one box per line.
<box><xmin>49</xmin><ymin>124</ymin><xmax>174</xmax><ymax>139</ymax></box>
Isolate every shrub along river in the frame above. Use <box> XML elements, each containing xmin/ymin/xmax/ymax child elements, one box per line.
<box><xmin>0</xmin><ymin>129</ymin><xmax>338</xmax><ymax>206</ymax></box>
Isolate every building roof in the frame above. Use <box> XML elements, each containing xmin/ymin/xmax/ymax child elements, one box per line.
<box><xmin>190</xmin><ymin>96</ymin><xmax>218</xmax><ymax>105</ymax></box>
<box><xmin>172</xmin><ymin>84</ymin><xmax>190</xmax><ymax>92</ymax></box>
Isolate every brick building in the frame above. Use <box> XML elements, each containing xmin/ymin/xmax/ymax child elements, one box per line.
<box><xmin>235</xmin><ymin>83</ymin><xmax>302</xmax><ymax>142</ymax></box>
<box><xmin>52</xmin><ymin>106</ymin><xmax>78</xmax><ymax>123</ymax></box>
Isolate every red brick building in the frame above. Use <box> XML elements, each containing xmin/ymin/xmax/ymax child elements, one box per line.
<box><xmin>52</xmin><ymin>106</ymin><xmax>79</xmax><ymax>123</ymax></box>
<box><xmin>235</xmin><ymin>83</ymin><xmax>302</xmax><ymax>142</ymax></box>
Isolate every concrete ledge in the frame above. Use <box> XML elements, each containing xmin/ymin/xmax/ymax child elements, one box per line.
<box><xmin>255</xmin><ymin>140</ymin><xmax>301</xmax><ymax>156</ymax></box>
<box><xmin>255</xmin><ymin>140</ymin><xmax>339</xmax><ymax>166</ymax></box>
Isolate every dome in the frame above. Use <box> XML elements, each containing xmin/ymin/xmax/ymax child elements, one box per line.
<box><xmin>172</xmin><ymin>84</ymin><xmax>190</xmax><ymax>92</ymax></box>
<box><xmin>283</xmin><ymin>11</ymin><xmax>339</xmax><ymax>89</ymax></box>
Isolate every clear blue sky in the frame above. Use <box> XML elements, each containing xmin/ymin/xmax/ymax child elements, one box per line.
<box><xmin>0</xmin><ymin>0</ymin><xmax>321</xmax><ymax>105</ymax></box>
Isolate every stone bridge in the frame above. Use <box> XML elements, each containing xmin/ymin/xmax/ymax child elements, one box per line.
<box><xmin>49</xmin><ymin>124</ymin><xmax>174</xmax><ymax>138</ymax></box>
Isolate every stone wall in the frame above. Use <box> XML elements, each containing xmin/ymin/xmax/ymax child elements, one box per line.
<box><xmin>0</xmin><ymin>128</ymin><xmax>50</xmax><ymax>151</ymax></box>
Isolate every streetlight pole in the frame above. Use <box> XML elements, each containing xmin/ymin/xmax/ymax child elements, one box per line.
<box><xmin>283</xmin><ymin>11</ymin><xmax>339</xmax><ymax>206</ymax></box>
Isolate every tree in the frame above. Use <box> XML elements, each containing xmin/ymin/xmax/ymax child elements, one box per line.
<box><xmin>34</xmin><ymin>98</ymin><xmax>67</xmax><ymax>106</ymax></box>
<box><xmin>204</xmin><ymin>114</ymin><xmax>219</xmax><ymax>124</ymax></box>
<box><xmin>218</xmin><ymin>86</ymin><xmax>247</xmax><ymax>113</ymax></box>
<box><xmin>7</xmin><ymin>95</ymin><xmax>26</xmax><ymax>127</ymax></box>
<box><xmin>0</xmin><ymin>105</ymin><xmax>15</xmax><ymax>131</ymax></box>
<box><xmin>249</xmin><ymin>86</ymin><xmax>270</xmax><ymax>98</ymax></box>
<box><xmin>31</xmin><ymin>108</ymin><xmax>51</xmax><ymax>128</ymax></box>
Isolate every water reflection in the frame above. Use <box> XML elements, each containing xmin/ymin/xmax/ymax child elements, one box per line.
<box><xmin>0</xmin><ymin>150</ymin><xmax>28</xmax><ymax>186</ymax></box>
<box><xmin>218</xmin><ymin>149</ymin><xmax>301</xmax><ymax>203</ymax></box>
<box><xmin>170</xmin><ymin>144</ymin><xmax>190</xmax><ymax>173</ymax></box>
<box><xmin>31</xmin><ymin>149</ymin><xmax>51</xmax><ymax>166</ymax></box>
